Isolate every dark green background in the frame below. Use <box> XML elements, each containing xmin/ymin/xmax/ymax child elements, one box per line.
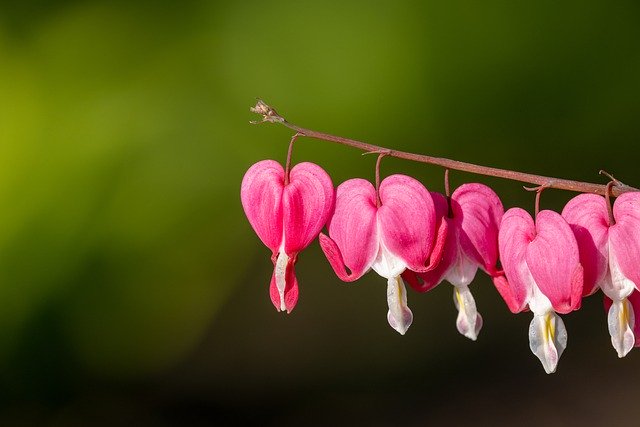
<box><xmin>1</xmin><ymin>1</ymin><xmax>639</xmax><ymax>425</ymax></box>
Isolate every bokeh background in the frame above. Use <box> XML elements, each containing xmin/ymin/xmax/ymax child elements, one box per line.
<box><xmin>1</xmin><ymin>0</ymin><xmax>640</xmax><ymax>425</ymax></box>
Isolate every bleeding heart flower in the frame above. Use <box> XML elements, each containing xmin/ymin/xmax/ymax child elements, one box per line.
<box><xmin>241</xmin><ymin>160</ymin><xmax>334</xmax><ymax>313</ymax></box>
<box><xmin>562</xmin><ymin>192</ymin><xmax>640</xmax><ymax>357</ymax></box>
<box><xmin>402</xmin><ymin>184</ymin><xmax>504</xmax><ymax>341</ymax></box>
<box><xmin>493</xmin><ymin>208</ymin><xmax>583</xmax><ymax>373</ymax></box>
<box><xmin>319</xmin><ymin>175</ymin><xmax>447</xmax><ymax>335</ymax></box>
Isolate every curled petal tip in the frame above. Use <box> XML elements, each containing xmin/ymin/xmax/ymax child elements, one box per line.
<box><xmin>386</xmin><ymin>276</ymin><xmax>413</xmax><ymax>335</ymax></box>
<box><xmin>453</xmin><ymin>286</ymin><xmax>483</xmax><ymax>340</ymax></box>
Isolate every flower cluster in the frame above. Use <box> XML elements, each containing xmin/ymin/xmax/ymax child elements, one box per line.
<box><xmin>241</xmin><ymin>159</ymin><xmax>640</xmax><ymax>374</ymax></box>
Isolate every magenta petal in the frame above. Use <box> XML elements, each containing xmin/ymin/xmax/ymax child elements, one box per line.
<box><xmin>631</xmin><ymin>290</ymin><xmax>640</xmax><ymax>345</ymax></box>
<box><xmin>562</xmin><ymin>194</ymin><xmax>609</xmax><ymax>296</ymax></box>
<box><xmin>319</xmin><ymin>233</ymin><xmax>364</xmax><ymax>282</ymax></box>
<box><xmin>378</xmin><ymin>174</ymin><xmax>437</xmax><ymax>272</ymax></box>
<box><xmin>526</xmin><ymin>210</ymin><xmax>583</xmax><ymax>314</ymax></box>
<box><xmin>492</xmin><ymin>275</ymin><xmax>523</xmax><ymax>314</ymax></box>
<box><xmin>497</xmin><ymin>208</ymin><xmax>536</xmax><ymax>313</ymax></box>
<box><xmin>405</xmin><ymin>192</ymin><xmax>454</xmax><ymax>289</ymax></box>
<box><xmin>324</xmin><ymin>179</ymin><xmax>379</xmax><ymax>281</ymax></box>
<box><xmin>241</xmin><ymin>160</ymin><xmax>284</xmax><ymax>252</ymax></box>
<box><xmin>269</xmin><ymin>255</ymin><xmax>299</xmax><ymax>313</ymax></box>
<box><xmin>402</xmin><ymin>270</ymin><xmax>440</xmax><ymax>293</ymax></box>
<box><xmin>283</xmin><ymin>162</ymin><xmax>335</xmax><ymax>254</ymax></box>
<box><xmin>452</xmin><ymin>183</ymin><xmax>504</xmax><ymax>276</ymax></box>
<box><xmin>609</xmin><ymin>192</ymin><xmax>640</xmax><ymax>290</ymax></box>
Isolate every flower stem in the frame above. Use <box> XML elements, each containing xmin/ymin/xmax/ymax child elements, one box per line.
<box><xmin>284</xmin><ymin>132</ymin><xmax>301</xmax><ymax>186</ymax></box>
<box><xmin>251</xmin><ymin>100</ymin><xmax>638</xmax><ymax>197</ymax></box>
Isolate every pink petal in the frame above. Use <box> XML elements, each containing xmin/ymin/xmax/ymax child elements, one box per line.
<box><xmin>561</xmin><ymin>194</ymin><xmax>609</xmax><ymax>296</ymax></box>
<box><xmin>321</xmin><ymin>179</ymin><xmax>379</xmax><ymax>281</ymax></box>
<box><xmin>378</xmin><ymin>174</ymin><xmax>438</xmax><ymax>272</ymax></box>
<box><xmin>631</xmin><ymin>290</ymin><xmax>640</xmax><ymax>346</ymax></box>
<box><xmin>492</xmin><ymin>275</ymin><xmax>523</xmax><ymax>314</ymax></box>
<box><xmin>609</xmin><ymin>192</ymin><xmax>640</xmax><ymax>290</ymax></box>
<box><xmin>526</xmin><ymin>210</ymin><xmax>583</xmax><ymax>314</ymax></box>
<box><xmin>269</xmin><ymin>255</ymin><xmax>299</xmax><ymax>313</ymax></box>
<box><xmin>496</xmin><ymin>208</ymin><xmax>536</xmax><ymax>313</ymax></box>
<box><xmin>402</xmin><ymin>192</ymin><xmax>453</xmax><ymax>292</ymax></box>
<box><xmin>283</xmin><ymin>162</ymin><xmax>335</xmax><ymax>254</ymax></box>
<box><xmin>452</xmin><ymin>183</ymin><xmax>504</xmax><ymax>276</ymax></box>
<box><xmin>240</xmin><ymin>160</ymin><xmax>284</xmax><ymax>252</ymax></box>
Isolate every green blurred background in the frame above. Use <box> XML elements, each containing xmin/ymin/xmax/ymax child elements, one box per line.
<box><xmin>1</xmin><ymin>0</ymin><xmax>639</xmax><ymax>425</ymax></box>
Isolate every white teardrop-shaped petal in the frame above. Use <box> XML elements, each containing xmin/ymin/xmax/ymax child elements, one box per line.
<box><xmin>386</xmin><ymin>275</ymin><xmax>413</xmax><ymax>335</ymax></box>
<box><xmin>528</xmin><ymin>311</ymin><xmax>567</xmax><ymax>374</ymax></box>
<box><xmin>607</xmin><ymin>298</ymin><xmax>636</xmax><ymax>358</ymax></box>
<box><xmin>452</xmin><ymin>285</ymin><xmax>483</xmax><ymax>340</ymax></box>
<box><xmin>274</xmin><ymin>251</ymin><xmax>289</xmax><ymax>312</ymax></box>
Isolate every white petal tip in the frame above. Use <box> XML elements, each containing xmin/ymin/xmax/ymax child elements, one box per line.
<box><xmin>454</xmin><ymin>287</ymin><xmax>483</xmax><ymax>341</ymax></box>
<box><xmin>608</xmin><ymin>299</ymin><xmax>635</xmax><ymax>358</ymax></box>
<box><xmin>386</xmin><ymin>276</ymin><xmax>413</xmax><ymax>336</ymax></box>
<box><xmin>387</xmin><ymin>310</ymin><xmax>413</xmax><ymax>335</ymax></box>
<box><xmin>529</xmin><ymin>312</ymin><xmax>567</xmax><ymax>375</ymax></box>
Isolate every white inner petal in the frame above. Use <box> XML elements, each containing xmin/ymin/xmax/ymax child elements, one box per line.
<box><xmin>607</xmin><ymin>298</ymin><xmax>636</xmax><ymax>358</ymax></box>
<box><xmin>386</xmin><ymin>275</ymin><xmax>413</xmax><ymax>335</ymax></box>
<box><xmin>527</xmin><ymin>275</ymin><xmax>553</xmax><ymax>317</ymax></box>
<box><xmin>445</xmin><ymin>249</ymin><xmax>478</xmax><ymax>288</ymax></box>
<box><xmin>274</xmin><ymin>250</ymin><xmax>289</xmax><ymax>312</ymax></box>
<box><xmin>371</xmin><ymin>236</ymin><xmax>407</xmax><ymax>279</ymax></box>
<box><xmin>453</xmin><ymin>285</ymin><xmax>483</xmax><ymax>341</ymax></box>
<box><xmin>603</xmin><ymin>243</ymin><xmax>636</xmax><ymax>301</ymax></box>
<box><xmin>528</xmin><ymin>311</ymin><xmax>567</xmax><ymax>374</ymax></box>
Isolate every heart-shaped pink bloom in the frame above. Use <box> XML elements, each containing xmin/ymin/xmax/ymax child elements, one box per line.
<box><xmin>402</xmin><ymin>183</ymin><xmax>504</xmax><ymax>340</ymax></box>
<box><xmin>319</xmin><ymin>175</ymin><xmax>447</xmax><ymax>334</ymax></box>
<box><xmin>494</xmin><ymin>208</ymin><xmax>583</xmax><ymax>374</ymax></box>
<box><xmin>241</xmin><ymin>160</ymin><xmax>334</xmax><ymax>313</ymax></box>
<box><xmin>562</xmin><ymin>192</ymin><xmax>640</xmax><ymax>356</ymax></box>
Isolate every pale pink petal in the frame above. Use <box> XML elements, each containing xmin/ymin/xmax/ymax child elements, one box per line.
<box><xmin>496</xmin><ymin>208</ymin><xmax>537</xmax><ymax>313</ymax></box>
<box><xmin>526</xmin><ymin>210</ymin><xmax>583</xmax><ymax>314</ymax></box>
<box><xmin>561</xmin><ymin>194</ymin><xmax>609</xmax><ymax>296</ymax></box>
<box><xmin>452</xmin><ymin>183</ymin><xmax>504</xmax><ymax>276</ymax></box>
<box><xmin>321</xmin><ymin>179</ymin><xmax>379</xmax><ymax>281</ymax></box>
<box><xmin>283</xmin><ymin>162</ymin><xmax>335</xmax><ymax>254</ymax></box>
<box><xmin>240</xmin><ymin>160</ymin><xmax>284</xmax><ymax>252</ymax></box>
<box><xmin>609</xmin><ymin>192</ymin><xmax>640</xmax><ymax>290</ymax></box>
<box><xmin>269</xmin><ymin>254</ymin><xmax>299</xmax><ymax>313</ymax></box>
<box><xmin>378</xmin><ymin>174</ymin><xmax>437</xmax><ymax>272</ymax></box>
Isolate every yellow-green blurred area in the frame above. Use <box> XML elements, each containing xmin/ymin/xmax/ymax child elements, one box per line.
<box><xmin>1</xmin><ymin>0</ymin><xmax>639</xmax><ymax>425</ymax></box>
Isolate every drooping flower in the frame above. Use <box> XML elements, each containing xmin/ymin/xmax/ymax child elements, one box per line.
<box><xmin>319</xmin><ymin>175</ymin><xmax>447</xmax><ymax>334</ymax></box>
<box><xmin>604</xmin><ymin>289</ymin><xmax>640</xmax><ymax>354</ymax></box>
<box><xmin>402</xmin><ymin>184</ymin><xmax>504</xmax><ymax>340</ymax></box>
<box><xmin>562</xmin><ymin>192</ymin><xmax>640</xmax><ymax>357</ymax></box>
<box><xmin>493</xmin><ymin>208</ymin><xmax>583</xmax><ymax>373</ymax></box>
<box><xmin>241</xmin><ymin>160</ymin><xmax>334</xmax><ymax>313</ymax></box>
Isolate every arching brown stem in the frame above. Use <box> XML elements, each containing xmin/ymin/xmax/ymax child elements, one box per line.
<box><xmin>251</xmin><ymin>100</ymin><xmax>638</xmax><ymax>197</ymax></box>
